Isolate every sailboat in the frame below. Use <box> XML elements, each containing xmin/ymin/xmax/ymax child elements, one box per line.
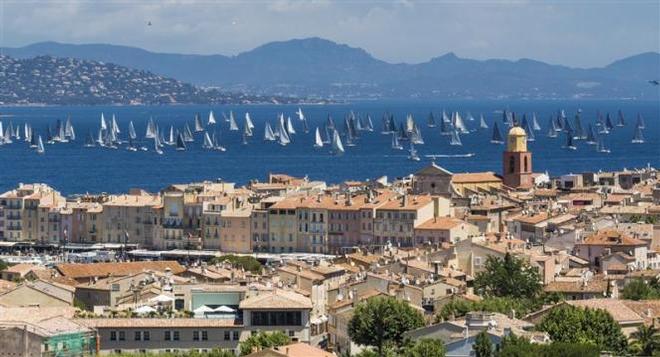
<box><xmin>36</xmin><ymin>136</ymin><xmax>45</xmax><ymax>154</ymax></box>
<box><xmin>585</xmin><ymin>124</ymin><xmax>597</xmax><ymax>144</ymax></box>
<box><xmin>165</xmin><ymin>126</ymin><xmax>175</xmax><ymax>145</ymax></box>
<box><xmin>449</xmin><ymin>130</ymin><xmax>462</xmax><ymax>146</ymax></box>
<box><xmin>531</xmin><ymin>113</ymin><xmax>541</xmax><ymax>131</ymax></box>
<box><xmin>194</xmin><ymin>113</ymin><xmax>205</xmax><ymax>132</ymax></box>
<box><xmin>96</xmin><ymin>127</ymin><xmax>105</xmax><ymax>147</ymax></box>
<box><xmin>525</xmin><ymin>120</ymin><xmax>536</xmax><ymax>142</ymax></box>
<box><xmin>635</xmin><ymin>113</ymin><xmax>645</xmax><ymax>129</ymax></box>
<box><xmin>277</xmin><ymin>117</ymin><xmax>291</xmax><ymax>146</ymax></box>
<box><xmin>64</xmin><ymin>116</ymin><xmax>75</xmax><ymax>141</ymax></box>
<box><xmin>631</xmin><ymin>126</ymin><xmax>645</xmax><ymax>144</ymax></box>
<box><xmin>427</xmin><ymin>112</ymin><xmax>436</xmax><ymax>128</ymax></box>
<box><xmin>183</xmin><ymin>124</ymin><xmax>194</xmax><ymax>142</ymax></box>
<box><xmin>453</xmin><ymin>112</ymin><xmax>469</xmax><ymax>133</ymax></box>
<box><xmin>366</xmin><ymin>115</ymin><xmax>374</xmax><ymax>132</ymax></box>
<box><xmin>490</xmin><ymin>122</ymin><xmax>504</xmax><ymax>144</ymax></box>
<box><xmin>296</xmin><ymin>108</ymin><xmax>305</xmax><ymax>121</ymax></box>
<box><xmin>466</xmin><ymin>112</ymin><xmax>476</xmax><ymax>122</ymax></box>
<box><xmin>203</xmin><ymin>132</ymin><xmax>214</xmax><ymax>149</ymax></box>
<box><xmin>596</xmin><ymin>136</ymin><xmax>610</xmax><ymax>153</ymax></box>
<box><xmin>301</xmin><ymin>116</ymin><xmax>310</xmax><ymax>133</ymax></box>
<box><xmin>286</xmin><ymin>116</ymin><xmax>296</xmax><ymax>135</ymax></box>
<box><xmin>326</xmin><ymin>115</ymin><xmax>336</xmax><ymax>131</ymax></box>
<box><xmin>100</xmin><ymin>113</ymin><xmax>107</xmax><ymax>131</ymax></box>
<box><xmin>264</xmin><ymin>122</ymin><xmax>276</xmax><ymax>141</ymax></box>
<box><xmin>229</xmin><ymin>112</ymin><xmax>239</xmax><ymax>131</ymax></box>
<box><xmin>616</xmin><ymin>110</ymin><xmax>625</xmax><ymax>127</ymax></box>
<box><xmin>145</xmin><ymin>117</ymin><xmax>157</xmax><ymax>139</ymax></box>
<box><xmin>605</xmin><ymin>113</ymin><xmax>614</xmax><ymax>131</ymax></box>
<box><xmin>411</xmin><ymin>124</ymin><xmax>424</xmax><ymax>145</ymax></box>
<box><xmin>126</xmin><ymin>136</ymin><xmax>138</xmax><ymax>152</ymax></box>
<box><xmin>313</xmin><ymin>127</ymin><xmax>324</xmax><ymax>148</ymax></box>
<box><xmin>176</xmin><ymin>133</ymin><xmax>186</xmax><ymax>151</ymax></box>
<box><xmin>208</xmin><ymin>111</ymin><xmax>216</xmax><ymax>126</ymax></box>
<box><xmin>408</xmin><ymin>142</ymin><xmax>420</xmax><ymax>161</ymax></box>
<box><xmin>331</xmin><ymin>129</ymin><xmax>345</xmax><ymax>155</ymax></box>
<box><xmin>23</xmin><ymin>123</ymin><xmax>31</xmax><ymax>143</ymax></box>
<box><xmin>128</xmin><ymin>121</ymin><xmax>137</xmax><ymax>140</ymax></box>
<box><xmin>573</xmin><ymin>114</ymin><xmax>585</xmax><ymax>139</ymax></box>
<box><xmin>84</xmin><ymin>131</ymin><xmax>96</xmax><ymax>148</ymax></box>
<box><xmin>154</xmin><ymin>136</ymin><xmax>163</xmax><ymax>155</ymax></box>
<box><xmin>245</xmin><ymin>113</ymin><xmax>255</xmax><ymax>131</ymax></box>
<box><xmin>391</xmin><ymin>133</ymin><xmax>403</xmax><ymax>150</ymax></box>
<box><xmin>563</xmin><ymin>131</ymin><xmax>577</xmax><ymax>150</ymax></box>
<box><xmin>479</xmin><ymin>114</ymin><xmax>488</xmax><ymax>129</ymax></box>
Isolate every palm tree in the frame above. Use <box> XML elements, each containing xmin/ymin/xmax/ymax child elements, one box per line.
<box><xmin>630</xmin><ymin>325</ymin><xmax>659</xmax><ymax>356</ymax></box>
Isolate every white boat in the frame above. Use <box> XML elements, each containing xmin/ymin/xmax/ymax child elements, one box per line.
<box><xmin>176</xmin><ymin>133</ymin><xmax>186</xmax><ymax>151</ymax></box>
<box><xmin>84</xmin><ymin>131</ymin><xmax>96</xmax><ymax>148</ymax></box>
<box><xmin>36</xmin><ymin>135</ymin><xmax>45</xmax><ymax>154</ymax></box>
<box><xmin>165</xmin><ymin>126</ymin><xmax>175</xmax><ymax>145</ymax></box>
<box><xmin>450</xmin><ymin>130</ymin><xmax>462</xmax><ymax>146</ymax></box>
<box><xmin>194</xmin><ymin>113</ymin><xmax>205</xmax><ymax>132</ymax></box>
<box><xmin>631</xmin><ymin>126</ymin><xmax>645</xmax><ymax>144</ymax></box>
<box><xmin>296</xmin><ymin>108</ymin><xmax>305</xmax><ymax>121</ymax></box>
<box><xmin>264</xmin><ymin>122</ymin><xmax>276</xmax><ymax>141</ymax></box>
<box><xmin>391</xmin><ymin>133</ymin><xmax>403</xmax><ymax>150</ymax></box>
<box><xmin>245</xmin><ymin>113</ymin><xmax>255</xmax><ymax>130</ymax></box>
<box><xmin>96</xmin><ymin>127</ymin><xmax>105</xmax><ymax>147</ymax></box>
<box><xmin>100</xmin><ymin>113</ymin><xmax>107</xmax><ymax>131</ymax></box>
<box><xmin>128</xmin><ymin>121</ymin><xmax>137</xmax><ymax>140</ymax></box>
<box><xmin>286</xmin><ymin>116</ymin><xmax>296</xmax><ymax>135</ymax></box>
<box><xmin>208</xmin><ymin>111</ymin><xmax>216</xmax><ymax>125</ymax></box>
<box><xmin>479</xmin><ymin>114</ymin><xmax>488</xmax><ymax>129</ymax></box>
<box><xmin>203</xmin><ymin>132</ymin><xmax>214</xmax><ymax>149</ymax></box>
<box><xmin>154</xmin><ymin>136</ymin><xmax>163</xmax><ymax>155</ymax></box>
<box><xmin>212</xmin><ymin>131</ymin><xmax>226</xmax><ymax>152</ymax></box>
<box><xmin>145</xmin><ymin>117</ymin><xmax>157</xmax><ymax>139</ymax></box>
<box><xmin>331</xmin><ymin>129</ymin><xmax>344</xmax><ymax>155</ymax></box>
<box><xmin>314</xmin><ymin>127</ymin><xmax>323</xmax><ymax>148</ymax></box>
<box><xmin>596</xmin><ymin>136</ymin><xmax>610</xmax><ymax>153</ymax></box>
<box><xmin>229</xmin><ymin>112</ymin><xmax>239</xmax><ymax>131</ymax></box>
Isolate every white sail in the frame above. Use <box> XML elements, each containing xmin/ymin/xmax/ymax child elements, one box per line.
<box><xmin>36</xmin><ymin>136</ymin><xmax>45</xmax><ymax>154</ymax></box>
<box><xmin>450</xmin><ymin>130</ymin><xmax>462</xmax><ymax>146</ymax></box>
<box><xmin>391</xmin><ymin>133</ymin><xmax>402</xmax><ymax>150</ymax></box>
<box><xmin>314</xmin><ymin>127</ymin><xmax>323</xmax><ymax>148</ymax></box>
<box><xmin>286</xmin><ymin>116</ymin><xmax>296</xmax><ymax>135</ymax></box>
<box><xmin>203</xmin><ymin>132</ymin><xmax>214</xmax><ymax>149</ymax></box>
<box><xmin>145</xmin><ymin>118</ymin><xmax>156</xmax><ymax>139</ymax></box>
<box><xmin>245</xmin><ymin>113</ymin><xmax>255</xmax><ymax>130</ymax></box>
<box><xmin>479</xmin><ymin>115</ymin><xmax>488</xmax><ymax>129</ymax></box>
<box><xmin>277</xmin><ymin>117</ymin><xmax>291</xmax><ymax>146</ymax></box>
<box><xmin>100</xmin><ymin>113</ymin><xmax>107</xmax><ymax>131</ymax></box>
<box><xmin>194</xmin><ymin>114</ymin><xmax>205</xmax><ymax>132</ymax></box>
<box><xmin>208</xmin><ymin>111</ymin><xmax>216</xmax><ymax>125</ymax></box>
<box><xmin>112</xmin><ymin>114</ymin><xmax>120</xmax><ymax>133</ymax></box>
<box><xmin>264</xmin><ymin>122</ymin><xmax>276</xmax><ymax>141</ymax></box>
<box><xmin>128</xmin><ymin>121</ymin><xmax>137</xmax><ymax>140</ymax></box>
<box><xmin>332</xmin><ymin>130</ymin><xmax>344</xmax><ymax>155</ymax></box>
<box><xmin>229</xmin><ymin>112</ymin><xmax>239</xmax><ymax>131</ymax></box>
<box><xmin>296</xmin><ymin>108</ymin><xmax>305</xmax><ymax>121</ymax></box>
<box><xmin>408</xmin><ymin>142</ymin><xmax>420</xmax><ymax>161</ymax></box>
<box><xmin>97</xmin><ymin>127</ymin><xmax>105</xmax><ymax>146</ymax></box>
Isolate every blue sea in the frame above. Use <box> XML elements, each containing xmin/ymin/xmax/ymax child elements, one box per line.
<box><xmin>0</xmin><ymin>100</ymin><xmax>658</xmax><ymax>195</ymax></box>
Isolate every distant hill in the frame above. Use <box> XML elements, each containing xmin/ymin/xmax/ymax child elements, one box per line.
<box><xmin>3</xmin><ymin>38</ymin><xmax>659</xmax><ymax>100</ymax></box>
<box><xmin>0</xmin><ymin>55</ymin><xmax>302</xmax><ymax>105</ymax></box>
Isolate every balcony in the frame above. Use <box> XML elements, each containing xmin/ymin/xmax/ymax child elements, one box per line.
<box><xmin>7</xmin><ymin>225</ymin><xmax>22</xmax><ymax>231</ymax></box>
<box><xmin>6</xmin><ymin>214</ymin><xmax>21</xmax><ymax>220</ymax></box>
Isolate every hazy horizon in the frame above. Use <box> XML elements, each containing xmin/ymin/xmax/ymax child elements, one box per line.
<box><xmin>1</xmin><ymin>0</ymin><xmax>658</xmax><ymax>68</ymax></box>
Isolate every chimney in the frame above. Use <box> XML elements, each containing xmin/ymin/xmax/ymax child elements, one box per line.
<box><xmin>402</xmin><ymin>194</ymin><xmax>409</xmax><ymax>207</ymax></box>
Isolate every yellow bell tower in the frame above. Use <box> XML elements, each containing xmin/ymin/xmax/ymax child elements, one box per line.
<box><xmin>502</xmin><ymin>126</ymin><xmax>533</xmax><ymax>189</ymax></box>
<box><xmin>507</xmin><ymin>126</ymin><xmax>527</xmax><ymax>152</ymax></box>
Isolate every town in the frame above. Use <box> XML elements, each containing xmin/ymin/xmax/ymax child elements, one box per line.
<box><xmin>0</xmin><ymin>126</ymin><xmax>658</xmax><ymax>356</ymax></box>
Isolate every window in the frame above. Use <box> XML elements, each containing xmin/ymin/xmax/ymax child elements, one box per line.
<box><xmin>110</xmin><ymin>331</ymin><xmax>117</xmax><ymax>341</ymax></box>
<box><xmin>232</xmin><ymin>331</ymin><xmax>239</xmax><ymax>340</ymax></box>
<box><xmin>288</xmin><ymin>330</ymin><xmax>295</xmax><ymax>337</ymax></box>
<box><xmin>524</xmin><ymin>156</ymin><xmax>529</xmax><ymax>172</ymax></box>
<box><xmin>202</xmin><ymin>331</ymin><xmax>208</xmax><ymax>341</ymax></box>
<box><xmin>509</xmin><ymin>156</ymin><xmax>515</xmax><ymax>173</ymax></box>
<box><xmin>173</xmin><ymin>331</ymin><xmax>180</xmax><ymax>341</ymax></box>
<box><xmin>118</xmin><ymin>331</ymin><xmax>125</xmax><ymax>341</ymax></box>
<box><xmin>143</xmin><ymin>331</ymin><xmax>150</xmax><ymax>341</ymax></box>
<box><xmin>193</xmin><ymin>331</ymin><xmax>200</xmax><ymax>341</ymax></box>
<box><xmin>224</xmin><ymin>331</ymin><xmax>230</xmax><ymax>340</ymax></box>
<box><xmin>135</xmin><ymin>331</ymin><xmax>141</xmax><ymax>341</ymax></box>
<box><xmin>165</xmin><ymin>331</ymin><xmax>171</xmax><ymax>341</ymax></box>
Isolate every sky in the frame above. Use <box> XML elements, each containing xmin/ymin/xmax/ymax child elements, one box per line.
<box><xmin>1</xmin><ymin>0</ymin><xmax>658</xmax><ymax>68</ymax></box>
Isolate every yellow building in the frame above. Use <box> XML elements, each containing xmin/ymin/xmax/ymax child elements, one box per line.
<box><xmin>101</xmin><ymin>193</ymin><xmax>160</xmax><ymax>246</ymax></box>
<box><xmin>451</xmin><ymin>172</ymin><xmax>503</xmax><ymax>196</ymax></box>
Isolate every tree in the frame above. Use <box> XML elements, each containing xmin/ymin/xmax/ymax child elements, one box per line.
<box><xmin>238</xmin><ymin>331</ymin><xmax>290</xmax><ymax>355</ymax></box>
<box><xmin>474</xmin><ymin>253</ymin><xmax>542</xmax><ymax>299</ymax></box>
<box><xmin>537</xmin><ymin>305</ymin><xmax>627</xmax><ymax>354</ymax></box>
<box><xmin>211</xmin><ymin>254</ymin><xmax>263</xmax><ymax>274</ymax></box>
<box><xmin>348</xmin><ymin>296</ymin><xmax>425</xmax><ymax>356</ymax></box>
<box><xmin>0</xmin><ymin>259</ymin><xmax>7</xmax><ymax>272</ymax></box>
<box><xmin>473</xmin><ymin>330</ymin><xmax>493</xmax><ymax>357</ymax></box>
<box><xmin>401</xmin><ymin>338</ymin><xmax>446</xmax><ymax>357</ymax></box>
<box><xmin>435</xmin><ymin>293</ymin><xmax>562</xmax><ymax>322</ymax></box>
<box><xmin>622</xmin><ymin>278</ymin><xmax>660</xmax><ymax>300</ymax></box>
<box><xmin>629</xmin><ymin>325</ymin><xmax>660</xmax><ymax>356</ymax></box>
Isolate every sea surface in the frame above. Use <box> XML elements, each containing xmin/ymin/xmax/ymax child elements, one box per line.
<box><xmin>0</xmin><ymin>100</ymin><xmax>658</xmax><ymax>195</ymax></box>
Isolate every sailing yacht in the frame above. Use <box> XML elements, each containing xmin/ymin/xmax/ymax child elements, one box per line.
<box><xmin>154</xmin><ymin>136</ymin><xmax>163</xmax><ymax>155</ymax></box>
<box><xmin>183</xmin><ymin>124</ymin><xmax>195</xmax><ymax>142</ymax></box>
<box><xmin>264</xmin><ymin>122</ymin><xmax>276</xmax><ymax>141</ymax></box>
<box><xmin>635</xmin><ymin>113</ymin><xmax>645</xmax><ymax>129</ymax></box>
<box><xmin>605</xmin><ymin>113</ymin><xmax>614</xmax><ymax>131</ymax></box>
<box><xmin>585</xmin><ymin>124</ymin><xmax>597</xmax><ymax>144</ymax></box>
<box><xmin>164</xmin><ymin>126</ymin><xmax>175</xmax><ymax>145</ymax></box>
<box><xmin>408</xmin><ymin>143</ymin><xmax>420</xmax><ymax>161</ymax></box>
<box><xmin>296</xmin><ymin>108</ymin><xmax>305</xmax><ymax>121</ymax></box>
<box><xmin>391</xmin><ymin>133</ymin><xmax>403</xmax><ymax>150</ymax></box>
<box><xmin>126</xmin><ymin>137</ymin><xmax>138</xmax><ymax>152</ymax></box>
<box><xmin>411</xmin><ymin>124</ymin><xmax>424</xmax><ymax>145</ymax></box>
<box><xmin>145</xmin><ymin>117</ymin><xmax>157</xmax><ymax>139</ymax></box>
<box><xmin>176</xmin><ymin>133</ymin><xmax>187</xmax><ymax>151</ymax></box>
<box><xmin>596</xmin><ymin>136</ymin><xmax>610</xmax><ymax>153</ymax></box>
<box><xmin>277</xmin><ymin>117</ymin><xmax>291</xmax><ymax>146</ymax></box>
<box><xmin>245</xmin><ymin>113</ymin><xmax>255</xmax><ymax>131</ymax></box>
<box><xmin>100</xmin><ymin>113</ymin><xmax>107</xmax><ymax>131</ymax></box>
<box><xmin>616</xmin><ymin>110</ymin><xmax>625</xmax><ymax>127</ymax></box>
<box><xmin>286</xmin><ymin>117</ymin><xmax>296</xmax><ymax>135</ymax></box>
<box><xmin>490</xmin><ymin>122</ymin><xmax>504</xmax><ymax>144</ymax></box>
<box><xmin>427</xmin><ymin>112</ymin><xmax>436</xmax><ymax>128</ymax></box>
<box><xmin>203</xmin><ymin>132</ymin><xmax>214</xmax><ymax>149</ymax></box>
<box><xmin>128</xmin><ymin>121</ymin><xmax>137</xmax><ymax>140</ymax></box>
<box><xmin>228</xmin><ymin>112</ymin><xmax>239</xmax><ymax>131</ymax></box>
<box><xmin>331</xmin><ymin>130</ymin><xmax>345</xmax><ymax>155</ymax></box>
<box><xmin>366</xmin><ymin>115</ymin><xmax>374</xmax><ymax>132</ymax></box>
<box><xmin>531</xmin><ymin>113</ymin><xmax>541</xmax><ymax>131</ymax></box>
<box><xmin>36</xmin><ymin>136</ymin><xmax>45</xmax><ymax>154</ymax></box>
<box><xmin>212</xmin><ymin>131</ymin><xmax>226</xmax><ymax>152</ymax></box>
<box><xmin>84</xmin><ymin>131</ymin><xmax>96</xmax><ymax>148</ymax></box>
<box><xmin>479</xmin><ymin>114</ymin><xmax>488</xmax><ymax>129</ymax></box>
<box><xmin>208</xmin><ymin>111</ymin><xmax>216</xmax><ymax>126</ymax></box>
<box><xmin>563</xmin><ymin>131</ymin><xmax>577</xmax><ymax>150</ymax></box>
<box><xmin>314</xmin><ymin>128</ymin><xmax>324</xmax><ymax>148</ymax></box>
<box><xmin>631</xmin><ymin>126</ymin><xmax>645</xmax><ymax>144</ymax></box>
<box><xmin>449</xmin><ymin>130</ymin><xmax>462</xmax><ymax>146</ymax></box>
<box><xmin>194</xmin><ymin>113</ymin><xmax>205</xmax><ymax>132</ymax></box>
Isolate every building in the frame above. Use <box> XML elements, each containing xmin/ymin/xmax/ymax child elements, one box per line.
<box><xmin>502</xmin><ymin>126</ymin><xmax>533</xmax><ymax>189</ymax></box>
<box><xmin>414</xmin><ymin>217</ymin><xmax>477</xmax><ymax>245</ymax></box>
<box><xmin>574</xmin><ymin>229</ymin><xmax>652</xmax><ymax>272</ymax></box>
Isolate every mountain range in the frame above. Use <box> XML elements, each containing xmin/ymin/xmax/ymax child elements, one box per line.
<box><xmin>3</xmin><ymin>38</ymin><xmax>659</xmax><ymax>100</ymax></box>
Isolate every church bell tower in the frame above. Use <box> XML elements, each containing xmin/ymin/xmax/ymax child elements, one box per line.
<box><xmin>502</xmin><ymin>126</ymin><xmax>533</xmax><ymax>189</ymax></box>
